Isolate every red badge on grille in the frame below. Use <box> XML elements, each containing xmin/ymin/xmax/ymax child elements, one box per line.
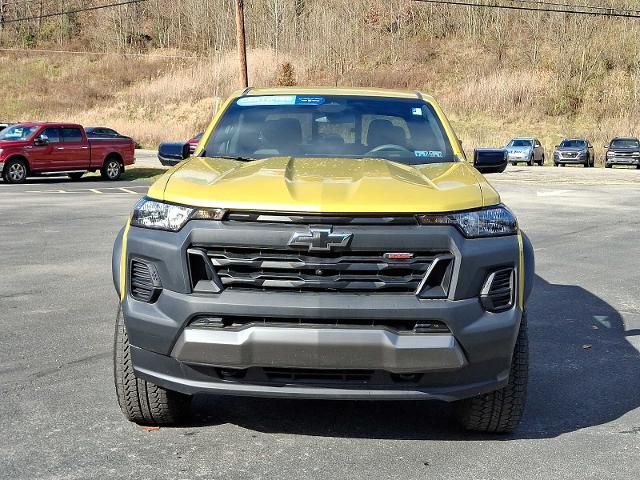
<box><xmin>383</xmin><ymin>253</ymin><xmax>414</xmax><ymax>260</ymax></box>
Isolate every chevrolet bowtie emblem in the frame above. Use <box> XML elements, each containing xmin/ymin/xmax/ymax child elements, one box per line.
<box><xmin>288</xmin><ymin>226</ymin><xmax>353</xmax><ymax>252</ymax></box>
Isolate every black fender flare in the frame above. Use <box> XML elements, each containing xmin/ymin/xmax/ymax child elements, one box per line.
<box><xmin>521</xmin><ymin>231</ymin><xmax>535</xmax><ymax>306</ymax></box>
<box><xmin>112</xmin><ymin>227</ymin><xmax>125</xmax><ymax>298</ymax></box>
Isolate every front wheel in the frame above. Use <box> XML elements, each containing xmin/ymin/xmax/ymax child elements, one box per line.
<box><xmin>3</xmin><ymin>158</ymin><xmax>29</xmax><ymax>184</ymax></box>
<box><xmin>101</xmin><ymin>157</ymin><xmax>123</xmax><ymax>181</ymax></box>
<box><xmin>456</xmin><ymin>314</ymin><xmax>528</xmax><ymax>433</ymax></box>
<box><xmin>114</xmin><ymin>306</ymin><xmax>191</xmax><ymax>425</ymax></box>
<box><xmin>527</xmin><ymin>155</ymin><xmax>534</xmax><ymax>167</ymax></box>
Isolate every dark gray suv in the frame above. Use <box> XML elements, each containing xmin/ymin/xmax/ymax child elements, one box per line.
<box><xmin>553</xmin><ymin>138</ymin><xmax>594</xmax><ymax>167</ymax></box>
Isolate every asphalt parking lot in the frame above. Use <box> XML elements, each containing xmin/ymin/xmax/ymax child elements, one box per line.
<box><xmin>1</xmin><ymin>167</ymin><xmax>639</xmax><ymax>479</ymax></box>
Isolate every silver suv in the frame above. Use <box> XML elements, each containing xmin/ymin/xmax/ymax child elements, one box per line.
<box><xmin>506</xmin><ymin>138</ymin><xmax>545</xmax><ymax>166</ymax></box>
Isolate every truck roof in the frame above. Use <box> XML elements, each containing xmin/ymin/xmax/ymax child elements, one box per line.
<box><xmin>234</xmin><ymin>86</ymin><xmax>436</xmax><ymax>102</ymax></box>
<box><xmin>11</xmin><ymin>122</ymin><xmax>83</xmax><ymax>128</ymax></box>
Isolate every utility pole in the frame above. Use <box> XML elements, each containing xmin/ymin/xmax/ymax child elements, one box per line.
<box><xmin>234</xmin><ymin>0</ymin><xmax>248</xmax><ymax>88</ymax></box>
<box><xmin>0</xmin><ymin>0</ymin><xmax>7</xmax><ymax>31</ymax></box>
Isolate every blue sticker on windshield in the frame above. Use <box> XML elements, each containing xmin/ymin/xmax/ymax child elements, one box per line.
<box><xmin>415</xmin><ymin>150</ymin><xmax>443</xmax><ymax>158</ymax></box>
<box><xmin>236</xmin><ymin>95</ymin><xmax>325</xmax><ymax>107</ymax></box>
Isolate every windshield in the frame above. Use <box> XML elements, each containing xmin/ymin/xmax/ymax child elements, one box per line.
<box><xmin>560</xmin><ymin>140</ymin><xmax>586</xmax><ymax>148</ymax></box>
<box><xmin>509</xmin><ymin>139</ymin><xmax>533</xmax><ymax>147</ymax></box>
<box><xmin>610</xmin><ymin>138</ymin><xmax>640</xmax><ymax>149</ymax></box>
<box><xmin>0</xmin><ymin>125</ymin><xmax>38</xmax><ymax>141</ymax></box>
<box><xmin>203</xmin><ymin>95</ymin><xmax>456</xmax><ymax>165</ymax></box>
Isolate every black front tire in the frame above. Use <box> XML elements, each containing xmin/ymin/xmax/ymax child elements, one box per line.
<box><xmin>605</xmin><ymin>163</ymin><xmax>612</xmax><ymax>168</ymax></box>
<box><xmin>3</xmin><ymin>158</ymin><xmax>29</xmax><ymax>184</ymax></box>
<box><xmin>456</xmin><ymin>314</ymin><xmax>528</xmax><ymax>433</ymax></box>
<box><xmin>114</xmin><ymin>306</ymin><xmax>191</xmax><ymax>425</ymax></box>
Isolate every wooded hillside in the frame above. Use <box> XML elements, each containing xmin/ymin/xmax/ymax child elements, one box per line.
<box><xmin>1</xmin><ymin>0</ymin><xmax>640</xmax><ymax>151</ymax></box>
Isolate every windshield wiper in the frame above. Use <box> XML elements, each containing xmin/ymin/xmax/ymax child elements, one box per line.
<box><xmin>201</xmin><ymin>152</ymin><xmax>256</xmax><ymax>162</ymax></box>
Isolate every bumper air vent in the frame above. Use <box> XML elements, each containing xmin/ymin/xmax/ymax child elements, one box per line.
<box><xmin>129</xmin><ymin>259</ymin><xmax>162</xmax><ymax>303</ymax></box>
<box><xmin>189</xmin><ymin>315</ymin><xmax>450</xmax><ymax>334</ymax></box>
<box><xmin>480</xmin><ymin>268</ymin><xmax>515</xmax><ymax>312</ymax></box>
<box><xmin>187</xmin><ymin>248</ymin><xmax>223</xmax><ymax>294</ymax></box>
<box><xmin>263</xmin><ymin>368</ymin><xmax>375</xmax><ymax>385</ymax></box>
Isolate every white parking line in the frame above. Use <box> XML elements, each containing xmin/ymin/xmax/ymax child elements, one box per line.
<box><xmin>24</xmin><ymin>185</ymin><xmax>147</xmax><ymax>195</ymax></box>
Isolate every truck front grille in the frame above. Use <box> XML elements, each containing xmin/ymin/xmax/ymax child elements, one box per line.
<box><xmin>194</xmin><ymin>247</ymin><xmax>447</xmax><ymax>293</ymax></box>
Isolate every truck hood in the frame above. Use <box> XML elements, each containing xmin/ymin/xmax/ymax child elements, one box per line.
<box><xmin>555</xmin><ymin>147</ymin><xmax>586</xmax><ymax>153</ymax></box>
<box><xmin>608</xmin><ymin>147</ymin><xmax>640</xmax><ymax>153</ymax></box>
<box><xmin>152</xmin><ymin>156</ymin><xmax>499</xmax><ymax>213</ymax></box>
<box><xmin>0</xmin><ymin>140</ymin><xmax>28</xmax><ymax>148</ymax></box>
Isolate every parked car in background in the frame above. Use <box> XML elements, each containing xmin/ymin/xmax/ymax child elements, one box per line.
<box><xmin>604</xmin><ymin>137</ymin><xmax>640</xmax><ymax>169</ymax></box>
<box><xmin>188</xmin><ymin>132</ymin><xmax>204</xmax><ymax>154</ymax></box>
<box><xmin>553</xmin><ymin>138</ymin><xmax>594</xmax><ymax>167</ymax></box>
<box><xmin>505</xmin><ymin>138</ymin><xmax>544</xmax><ymax>166</ymax></box>
<box><xmin>0</xmin><ymin>122</ymin><xmax>135</xmax><ymax>184</ymax></box>
<box><xmin>0</xmin><ymin>123</ymin><xmax>13</xmax><ymax>132</ymax></box>
<box><xmin>86</xmin><ymin>127</ymin><xmax>140</xmax><ymax>149</ymax></box>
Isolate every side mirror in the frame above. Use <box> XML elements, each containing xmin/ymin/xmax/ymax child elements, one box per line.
<box><xmin>158</xmin><ymin>142</ymin><xmax>190</xmax><ymax>166</ymax></box>
<box><xmin>473</xmin><ymin>148</ymin><xmax>508</xmax><ymax>174</ymax></box>
<box><xmin>34</xmin><ymin>135</ymin><xmax>49</xmax><ymax>146</ymax></box>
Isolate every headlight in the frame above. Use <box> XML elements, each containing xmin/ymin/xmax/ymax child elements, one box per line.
<box><xmin>130</xmin><ymin>197</ymin><xmax>226</xmax><ymax>231</ymax></box>
<box><xmin>633</xmin><ymin>152</ymin><xmax>640</xmax><ymax>157</ymax></box>
<box><xmin>417</xmin><ymin>205</ymin><xmax>518</xmax><ymax>238</ymax></box>
<box><xmin>607</xmin><ymin>151</ymin><xmax>614</xmax><ymax>157</ymax></box>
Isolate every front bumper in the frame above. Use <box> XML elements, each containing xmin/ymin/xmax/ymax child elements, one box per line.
<box><xmin>555</xmin><ymin>158</ymin><xmax>586</xmax><ymax>164</ymax></box>
<box><xmin>507</xmin><ymin>154</ymin><xmax>529</xmax><ymax>162</ymax></box>
<box><xmin>114</xmin><ymin>221</ymin><xmax>534</xmax><ymax>401</ymax></box>
<box><xmin>606</xmin><ymin>156</ymin><xmax>640</xmax><ymax>165</ymax></box>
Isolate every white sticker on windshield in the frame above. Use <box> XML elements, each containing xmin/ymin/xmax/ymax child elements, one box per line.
<box><xmin>236</xmin><ymin>95</ymin><xmax>326</xmax><ymax>107</ymax></box>
<box><xmin>415</xmin><ymin>150</ymin><xmax>443</xmax><ymax>158</ymax></box>
<box><xmin>411</xmin><ymin>107</ymin><xmax>423</xmax><ymax>116</ymax></box>
<box><xmin>237</xmin><ymin>95</ymin><xmax>297</xmax><ymax>106</ymax></box>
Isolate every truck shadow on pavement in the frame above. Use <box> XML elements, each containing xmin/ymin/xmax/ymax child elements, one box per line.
<box><xmin>189</xmin><ymin>275</ymin><xmax>640</xmax><ymax>439</ymax></box>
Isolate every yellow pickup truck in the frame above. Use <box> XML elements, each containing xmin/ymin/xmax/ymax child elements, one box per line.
<box><xmin>112</xmin><ymin>87</ymin><xmax>534</xmax><ymax>433</ymax></box>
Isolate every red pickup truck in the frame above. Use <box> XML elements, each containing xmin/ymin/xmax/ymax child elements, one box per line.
<box><xmin>0</xmin><ymin>122</ymin><xmax>136</xmax><ymax>184</ymax></box>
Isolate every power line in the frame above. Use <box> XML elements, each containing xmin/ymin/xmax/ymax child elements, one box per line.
<box><xmin>1</xmin><ymin>0</ymin><xmax>146</xmax><ymax>24</ymax></box>
<box><xmin>410</xmin><ymin>0</ymin><xmax>640</xmax><ymax>19</ymax></box>
<box><xmin>507</xmin><ymin>0</ymin><xmax>640</xmax><ymax>15</ymax></box>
